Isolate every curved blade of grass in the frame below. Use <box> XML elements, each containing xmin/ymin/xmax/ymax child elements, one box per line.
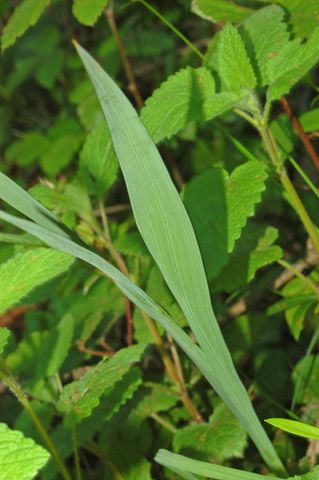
<box><xmin>266</xmin><ymin>418</ymin><xmax>319</xmax><ymax>440</ymax></box>
<box><xmin>0</xmin><ymin>210</ymin><xmax>208</xmax><ymax>377</ymax></box>
<box><xmin>155</xmin><ymin>450</ymin><xmax>283</xmax><ymax>480</ymax></box>
<box><xmin>74</xmin><ymin>41</ymin><xmax>284</xmax><ymax>473</ymax></box>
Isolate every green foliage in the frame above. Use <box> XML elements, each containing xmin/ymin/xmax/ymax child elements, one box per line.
<box><xmin>216</xmin><ymin>23</ymin><xmax>256</xmax><ymax>94</ymax></box>
<box><xmin>141</xmin><ymin>67</ymin><xmax>237</xmax><ymax>143</ymax></box>
<box><xmin>72</xmin><ymin>0</ymin><xmax>109</xmax><ymax>26</ymax></box>
<box><xmin>266</xmin><ymin>418</ymin><xmax>319</xmax><ymax>440</ymax></box>
<box><xmin>184</xmin><ymin>161</ymin><xmax>268</xmax><ymax>278</ymax></box>
<box><xmin>0</xmin><ymin>328</ymin><xmax>10</xmax><ymax>355</ymax></box>
<box><xmin>0</xmin><ymin>422</ymin><xmax>49</xmax><ymax>479</ymax></box>
<box><xmin>0</xmin><ymin>248</ymin><xmax>74</xmax><ymax>315</ymax></box>
<box><xmin>57</xmin><ymin>344</ymin><xmax>145</xmax><ymax>425</ymax></box>
<box><xmin>1</xmin><ymin>1</ymin><xmax>319</xmax><ymax>478</ymax></box>
<box><xmin>2</xmin><ymin>0</ymin><xmax>50</xmax><ymax>51</ymax></box>
<box><xmin>191</xmin><ymin>0</ymin><xmax>253</xmax><ymax>23</ymax></box>
<box><xmin>173</xmin><ymin>403</ymin><xmax>247</xmax><ymax>462</ymax></box>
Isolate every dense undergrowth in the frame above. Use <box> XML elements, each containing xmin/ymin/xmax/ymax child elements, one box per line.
<box><xmin>1</xmin><ymin>1</ymin><xmax>319</xmax><ymax>479</ymax></box>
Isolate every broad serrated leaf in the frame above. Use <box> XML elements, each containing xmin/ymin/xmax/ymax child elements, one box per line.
<box><xmin>141</xmin><ymin>67</ymin><xmax>237</xmax><ymax>143</ymax></box>
<box><xmin>0</xmin><ymin>328</ymin><xmax>10</xmax><ymax>355</ymax></box>
<box><xmin>267</xmin><ymin>28</ymin><xmax>319</xmax><ymax>100</ymax></box>
<box><xmin>44</xmin><ymin>368</ymin><xmax>142</xmax><ymax>480</ymax></box>
<box><xmin>57</xmin><ymin>344</ymin><xmax>145</xmax><ymax>425</ymax></box>
<box><xmin>1</xmin><ymin>0</ymin><xmax>50</xmax><ymax>51</ymax></box>
<box><xmin>191</xmin><ymin>0</ymin><xmax>253</xmax><ymax>23</ymax></box>
<box><xmin>216</xmin><ymin>225</ymin><xmax>283</xmax><ymax>292</ymax></box>
<box><xmin>274</xmin><ymin>0</ymin><xmax>319</xmax><ymax>39</ymax></box>
<box><xmin>217</xmin><ymin>23</ymin><xmax>256</xmax><ymax>94</ymax></box>
<box><xmin>294</xmin><ymin>466</ymin><xmax>319</xmax><ymax>480</ymax></box>
<box><xmin>241</xmin><ymin>5</ymin><xmax>290</xmax><ymax>86</ymax></box>
<box><xmin>72</xmin><ymin>0</ymin><xmax>108</xmax><ymax>26</ymax></box>
<box><xmin>173</xmin><ymin>403</ymin><xmax>247</xmax><ymax>462</ymax></box>
<box><xmin>266</xmin><ymin>418</ymin><xmax>319</xmax><ymax>440</ymax></box>
<box><xmin>184</xmin><ymin>161</ymin><xmax>268</xmax><ymax>278</ymax></box>
<box><xmin>0</xmin><ymin>422</ymin><xmax>49</xmax><ymax>480</ymax></box>
<box><xmin>0</xmin><ymin>248</ymin><xmax>74</xmax><ymax>315</ymax></box>
<box><xmin>79</xmin><ymin>122</ymin><xmax>118</xmax><ymax>196</ymax></box>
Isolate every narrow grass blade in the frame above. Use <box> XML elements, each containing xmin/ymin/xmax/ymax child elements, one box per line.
<box><xmin>74</xmin><ymin>42</ymin><xmax>284</xmax><ymax>473</ymax></box>
<box><xmin>155</xmin><ymin>450</ymin><xmax>283</xmax><ymax>480</ymax></box>
<box><xmin>266</xmin><ymin>418</ymin><xmax>319</xmax><ymax>440</ymax></box>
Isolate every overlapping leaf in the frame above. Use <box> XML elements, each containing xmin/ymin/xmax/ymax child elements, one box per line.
<box><xmin>57</xmin><ymin>344</ymin><xmax>145</xmax><ymax>425</ymax></box>
<box><xmin>141</xmin><ymin>67</ymin><xmax>237</xmax><ymax>143</ymax></box>
<box><xmin>72</xmin><ymin>0</ymin><xmax>109</xmax><ymax>26</ymax></box>
<box><xmin>183</xmin><ymin>161</ymin><xmax>268</xmax><ymax>278</ymax></box>
<box><xmin>2</xmin><ymin>0</ymin><xmax>50</xmax><ymax>51</ymax></box>
<box><xmin>0</xmin><ymin>248</ymin><xmax>74</xmax><ymax>315</ymax></box>
<box><xmin>0</xmin><ymin>422</ymin><xmax>49</xmax><ymax>480</ymax></box>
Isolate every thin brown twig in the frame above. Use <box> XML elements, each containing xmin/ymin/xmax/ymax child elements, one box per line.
<box><xmin>280</xmin><ymin>97</ymin><xmax>319</xmax><ymax>172</ymax></box>
<box><xmin>105</xmin><ymin>2</ymin><xmax>144</xmax><ymax>109</ymax></box>
<box><xmin>76</xmin><ymin>341</ymin><xmax>113</xmax><ymax>358</ymax></box>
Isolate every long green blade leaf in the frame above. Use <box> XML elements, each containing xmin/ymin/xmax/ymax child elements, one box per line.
<box><xmin>155</xmin><ymin>450</ymin><xmax>283</xmax><ymax>480</ymax></box>
<box><xmin>266</xmin><ymin>418</ymin><xmax>319</xmax><ymax>440</ymax></box>
<box><xmin>74</xmin><ymin>42</ymin><xmax>284</xmax><ymax>473</ymax></box>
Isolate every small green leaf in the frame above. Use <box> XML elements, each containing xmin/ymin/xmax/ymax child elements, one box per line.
<box><xmin>0</xmin><ymin>422</ymin><xmax>49</xmax><ymax>479</ymax></box>
<box><xmin>173</xmin><ymin>403</ymin><xmax>247</xmax><ymax>462</ymax></box>
<box><xmin>5</xmin><ymin>131</ymin><xmax>50</xmax><ymax>167</ymax></box>
<box><xmin>184</xmin><ymin>161</ymin><xmax>268</xmax><ymax>278</ymax></box>
<box><xmin>267</xmin><ymin>28</ymin><xmax>319</xmax><ymax>100</ymax></box>
<box><xmin>0</xmin><ymin>248</ymin><xmax>74</xmax><ymax>315</ymax></box>
<box><xmin>2</xmin><ymin>0</ymin><xmax>50</xmax><ymax>51</ymax></box>
<box><xmin>217</xmin><ymin>23</ymin><xmax>256</xmax><ymax>94</ymax></box>
<box><xmin>299</xmin><ymin>108</ymin><xmax>319</xmax><ymax>132</ymax></box>
<box><xmin>141</xmin><ymin>66</ymin><xmax>237</xmax><ymax>143</ymax></box>
<box><xmin>79</xmin><ymin>122</ymin><xmax>118</xmax><ymax>196</ymax></box>
<box><xmin>191</xmin><ymin>0</ymin><xmax>253</xmax><ymax>23</ymax></box>
<box><xmin>266</xmin><ymin>418</ymin><xmax>319</xmax><ymax>440</ymax></box>
<box><xmin>0</xmin><ymin>328</ymin><xmax>10</xmax><ymax>355</ymax></box>
<box><xmin>241</xmin><ymin>5</ymin><xmax>290</xmax><ymax>86</ymax></box>
<box><xmin>216</xmin><ymin>225</ymin><xmax>283</xmax><ymax>292</ymax></box>
<box><xmin>72</xmin><ymin>0</ymin><xmax>108</xmax><ymax>26</ymax></box>
<box><xmin>57</xmin><ymin>344</ymin><xmax>145</xmax><ymax>425</ymax></box>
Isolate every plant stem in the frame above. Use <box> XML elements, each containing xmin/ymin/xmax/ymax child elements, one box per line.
<box><xmin>72</xmin><ymin>426</ymin><xmax>82</xmax><ymax>480</ymax></box>
<box><xmin>0</xmin><ymin>359</ymin><xmax>71</xmax><ymax>480</ymax></box>
<box><xmin>260</xmin><ymin>127</ymin><xmax>319</xmax><ymax>256</ymax></box>
<box><xmin>105</xmin><ymin>2</ymin><xmax>144</xmax><ymax>108</ymax></box>
<box><xmin>277</xmin><ymin>259</ymin><xmax>319</xmax><ymax>298</ymax></box>
<box><xmin>288</xmin><ymin>156</ymin><xmax>319</xmax><ymax>200</ymax></box>
<box><xmin>280</xmin><ymin>97</ymin><xmax>319</xmax><ymax>172</ymax></box>
<box><xmin>151</xmin><ymin>413</ymin><xmax>177</xmax><ymax>433</ymax></box>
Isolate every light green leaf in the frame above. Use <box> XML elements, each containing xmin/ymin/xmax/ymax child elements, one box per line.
<box><xmin>274</xmin><ymin>0</ymin><xmax>319</xmax><ymax>39</ymax></box>
<box><xmin>0</xmin><ymin>328</ymin><xmax>10</xmax><ymax>355</ymax></box>
<box><xmin>5</xmin><ymin>131</ymin><xmax>50</xmax><ymax>167</ymax></box>
<box><xmin>79</xmin><ymin>122</ymin><xmax>118</xmax><ymax>196</ymax></box>
<box><xmin>2</xmin><ymin>0</ymin><xmax>50</xmax><ymax>51</ymax></box>
<box><xmin>299</xmin><ymin>108</ymin><xmax>319</xmax><ymax>132</ymax></box>
<box><xmin>0</xmin><ymin>422</ymin><xmax>49</xmax><ymax>479</ymax></box>
<box><xmin>217</xmin><ymin>23</ymin><xmax>256</xmax><ymax>94</ymax></box>
<box><xmin>292</xmin><ymin>354</ymin><xmax>319</xmax><ymax>404</ymax></box>
<box><xmin>57</xmin><ymin>344</ymin><xmax>145</xmax><ymax>425</ymax></box>
<box><xmin>0</xmin><ymin>247</ymin><xmax>74</xmax><ymax>315</ymax></box>
<box><xmin>40</xmin><ymin>133</ymin><xmax>83</xmax><ymax>176</ymax></box>
<box><xmin>266</xmin><ymin>418</ymin><xmax>319</xmax><ymax>440</ymax></box>
<box><xmin>72</xmin><ymin>0</ymin><xmax>108</xmax><ymax>26</ymax></box>
<box><xmin>173</xmin><ymin>403</ymin><xmax>247</xmax><ymax>462</ymax></box>
<box><xmin>141</xmin><ymin>67</ymin><xmax>237</xmax><ymax>143</ymax></box>
<box><xmin>74</xmin><ymin>42</ymin><xmax>284</xmax><ymax>473</ymax></box>
<box><xmin>184</xmin><ymin>161</ymin><xmax>268</xmax><ymax>278</ymax></box>
<box><xmin>216</xmin><ymin>225</ymin><xmax>283</xmax><ymax>292</ymax></box>
<box><xmin>191</xmin><ymin>0</ymin><xmax>253</xmax><ymax>23</ymax></box>
<box><xmin>267</xmin><ymin>28</ymin><xmax>319</xmax><ymax>100</ymax></box>
<box><xmin>241</xmin><ymin>5</ymin><xmax>290</xmax><ymax>86</ymax></box>
<box><xmin>155</xmin><ymin>449</ymin><xmax>282</xmax><ymax>480</ymax></box>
